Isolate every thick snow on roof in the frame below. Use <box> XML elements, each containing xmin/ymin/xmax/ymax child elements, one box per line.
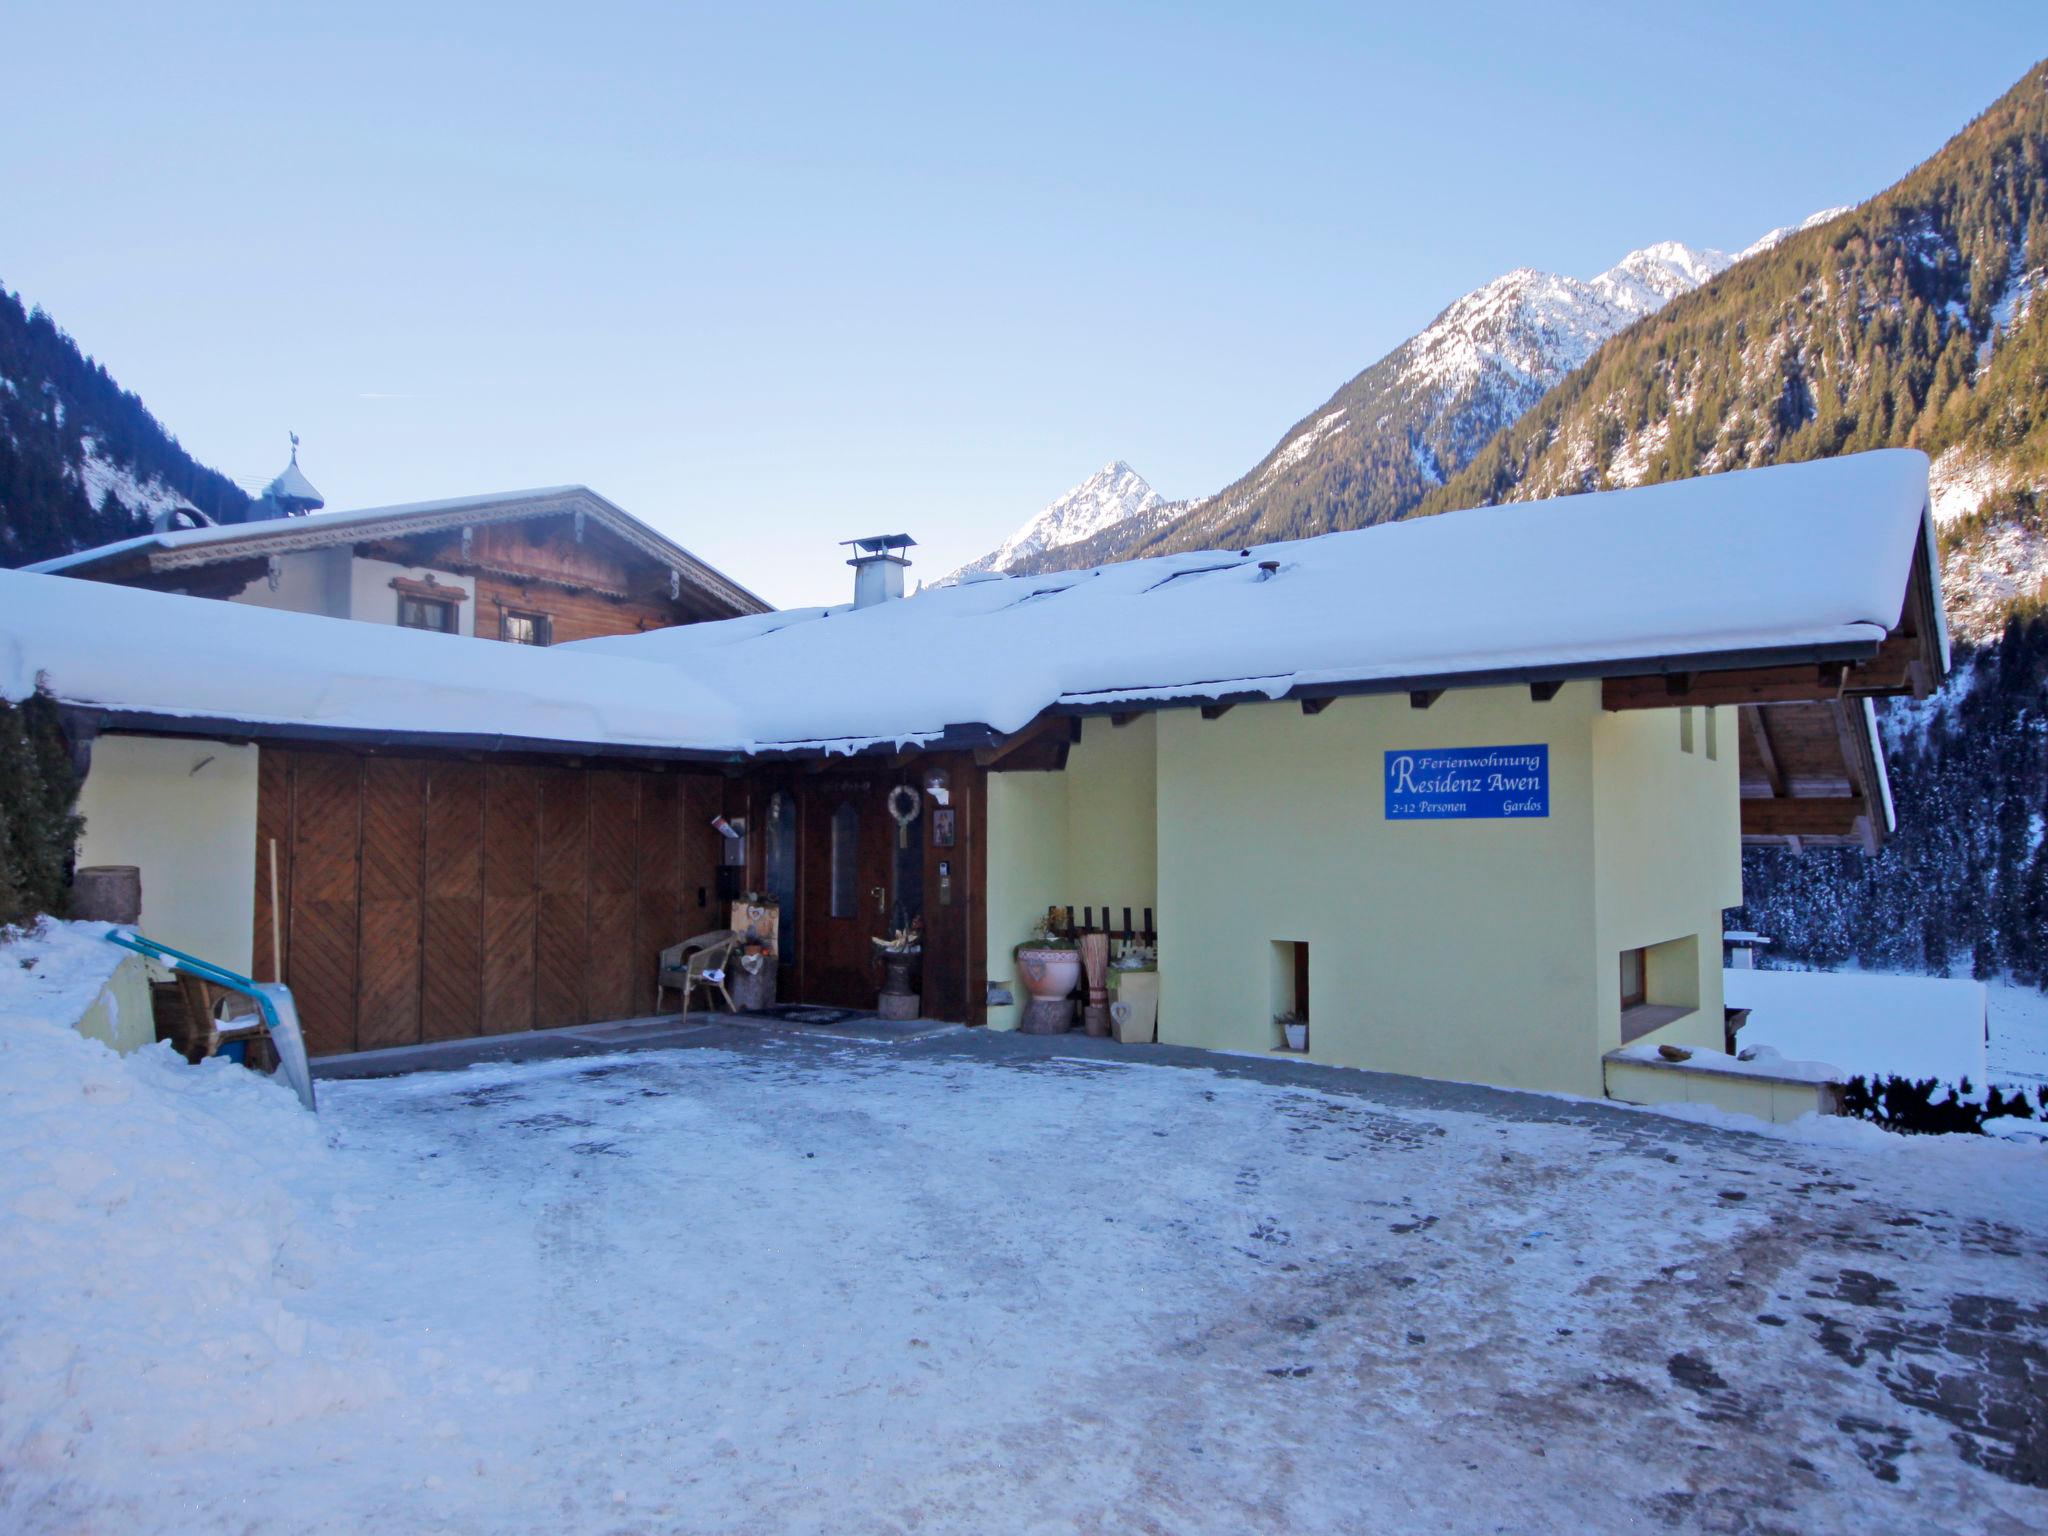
<box><xmin>1727</xmin><ymin>967</ymin><xmax>1988</xmax><ymax>1086</ymax></box>
<box><xmin>569</xmin><ymin>450</ymin><xmax>1935</xmax><ymax>749</ymax></box>
<box><xmin>3</xmin><ymin>450</ymin><xmax>1933</xmax><ymax>756</ymax></box>
<box><xmin>0</xmin><ymin>571</ymin><xmax>745</xmax><ymax>752</ymax></box>
<box><xmin>23</xmin><ymin>486</ymin><xmax>592</xmax><ymax>574</ymax></box>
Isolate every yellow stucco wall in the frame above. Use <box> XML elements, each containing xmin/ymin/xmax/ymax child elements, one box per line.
<box><xmin>76</xmin><ymin>735</ymin><xmax>259</xmax><ymax>973</ymax></box>
<box><xmin>1155</xmin><ymin>686</ymin><xmax>1606</xmax><ymax>1095</ymax></box>
<box><xmin>1590</xmin><ymin>706</ymin><xmax>1743</xmax><ymax>1058</ymax></box>
<box><xmin>984</xmin><ymin>684</ymin><xmax>1743</xmax><ymax>1099</ymax></box>
<box><xmin>1603</xmin><ymin>1058</ymin><xmax>1835</xmax><ymax>1124</ymax></box>
<box><xmin>984</xmin><ymin>715</ymin><xmax>1159</xmax><ymax>1031</ymax></box>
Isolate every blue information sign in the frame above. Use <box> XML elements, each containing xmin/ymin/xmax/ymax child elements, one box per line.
<box><xmin>1384</xmin><ymin>744</ymin><xmax>1549</xmax><ymax>820</ymax></box>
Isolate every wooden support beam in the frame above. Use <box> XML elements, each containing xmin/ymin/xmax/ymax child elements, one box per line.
<box><xmin>1741</xmin><ymin>796</ymin><xmax>1868</xmax><ymax>838</ymax></box>
<box><xmin>1200</xmin><ymin>703</ymin><xmax>1234</xmax><ymax>721</ymax></box>
<box><xmin>974</xmin><ymin>713</ymin><xmax>1081</xmax><ymax>769</ymax></box>
<box><xmin>1110</xmin><ymin>712</ymin><xmax>1141</xmax><ymax>728</ymax></box>
<box><xmin>1604</xmin><ymin>663</ymin><xmax>1850</xmax><ymax>711</ymax></box>
<box><xmin>1528</xmin><ymin>682</ymin><xmax>1562</xmax><ymax>702</ymax></box>
<box><xmin>1844</xmin><ymin>633</ymin><xmax>1921</xmax><ymax>693</ymax></box>
<box><xmin>1742</xmin><ymin>705</ymin><xmax>1785</xmax><ymax>798</ymax></box>
<box><xmin>1828</xmin><ymin>699</ymin><xmax>1885</xmax><ymax>853</ymax></box>
<box><xmin>1299</xmin><ymin>697</ymin><xmax>1333</xmax><ymax>716</ymax></box>
<box><xmin>1409</xmin><ymin>690</ymin><xmax>1443</xmax><ymax>710</ymax></box>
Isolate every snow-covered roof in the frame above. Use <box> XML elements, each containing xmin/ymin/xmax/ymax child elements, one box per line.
<box><xmin>569</xmin><ymin>450</ymin><xmax>1939</xmax><ymax>749</ymax></box>
<box><xmin>25</xmin><ymin>485</ymin><xmax>770</xmax><ymax>618</ymax></box>
<box><xmin>2</xmin><ymin>450</ymin><xmax>1939</xmax><ymax>758</ymax></box>
<box><xmin>0</xmin><ymin>572</ymin><xmax>747</xmax><ymax>754</ymax></box>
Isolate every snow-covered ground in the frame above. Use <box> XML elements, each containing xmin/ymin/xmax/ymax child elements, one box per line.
<box><xmin>5</xmin><ymin>1005</ymin><xmax>2046</xmax><ymax>1532</ymax></box>
<box><xmin>1988</xmin><ymin>976</ymin><xmax>2048</xmax><ymax>1091</ymax></box>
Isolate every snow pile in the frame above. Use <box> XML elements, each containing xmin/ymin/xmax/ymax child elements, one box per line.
<box><xmin>0</xmin><ymin>918</ymin><xmax>128</xmax><ymax>1032</ymax></box>
<box><xmin>1729</xmin><ymin>966</ymin><xmax>1988</xmax><ymax>1086</ymax></box>
<box><xmin>0</xmin><ymin>927</ymin><xmax>399</xmax><ymax>1528</ymax></box>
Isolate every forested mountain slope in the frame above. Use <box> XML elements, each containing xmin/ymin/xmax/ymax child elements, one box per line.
<box><xmin>1422</xmin><ymin>60</ymin><xmax>2048</xmax><ymax>642</ymax></box>
<box><xmin>0</xmin><ymin>288</ymin><xmax>247</xmax><ymax>567</ymax></box>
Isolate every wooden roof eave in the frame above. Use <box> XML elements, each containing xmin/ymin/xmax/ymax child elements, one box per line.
<box><xmin>108</xmin><ymin>488</ymin><xmax>768</xmax><ymax>618</ymax></box>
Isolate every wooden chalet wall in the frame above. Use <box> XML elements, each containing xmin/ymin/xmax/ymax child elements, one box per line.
<box><xmin>254</xmin><ymin>747</ymin><xmax>726</xmax><ymax>1055</ymax></box>
<box><xmin>363</xmin><ymin>516</ymin><xmax>731</xmax><ymax>643</ymax></box>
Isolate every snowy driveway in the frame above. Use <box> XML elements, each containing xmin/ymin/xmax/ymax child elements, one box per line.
<box><xmin>12</xmin><ymin>1030</ymin><xmax>2048</xmax><ymax>1534</ymax></box>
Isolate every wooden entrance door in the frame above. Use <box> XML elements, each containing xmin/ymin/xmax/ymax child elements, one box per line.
<box><xmin>798</xmin><ymin>777</ymin><xmax>893</xmax><ymax>1008</ymax></box>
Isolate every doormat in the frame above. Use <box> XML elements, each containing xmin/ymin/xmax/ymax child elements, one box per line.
<box><xmin>748</xmin><ymin>1004</ymin><xmax>863</xmax><ymax>1027</ymax></box>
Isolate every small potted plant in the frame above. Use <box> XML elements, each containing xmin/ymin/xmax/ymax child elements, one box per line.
<box><xmin>1277</xmin><ymin>1012</ymin><xmax>1308</xmax><ymax>1052</ymax></box>
<box><xmin>1015</xmin><ymin>910</ymin><xmax>1081</xmax><ymax>1032</ymax></box>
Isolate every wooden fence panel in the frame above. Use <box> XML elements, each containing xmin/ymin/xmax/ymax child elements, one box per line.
<box><xmin>633</xmin><ymin>774</ymin><xmax>682</xmax><ymax>1012</ymax></box>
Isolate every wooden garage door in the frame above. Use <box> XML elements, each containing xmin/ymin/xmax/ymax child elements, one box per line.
<box><xmin>256</xmin><ymin>748</ymin><xmax>721</xmax><ymax>1055</ymax></box>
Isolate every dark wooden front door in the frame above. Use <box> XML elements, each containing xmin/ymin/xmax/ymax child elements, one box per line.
<box><xmin>798</xmin><ymin>777</ymin><xmax>893</xmax><ymax>1008</ymax></box>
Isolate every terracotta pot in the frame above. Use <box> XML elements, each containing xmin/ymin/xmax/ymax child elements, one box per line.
<box><xmin>1015</xmin><ymin>946</ymin><xmax>1081</xmax><ymax>1003</ymax></box>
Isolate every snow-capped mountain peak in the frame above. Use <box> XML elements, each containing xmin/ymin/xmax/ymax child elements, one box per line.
<box><xmin>954</xmin><ymin>460</ymin><xmax>1163</xmax><ymax>578</ymax></box>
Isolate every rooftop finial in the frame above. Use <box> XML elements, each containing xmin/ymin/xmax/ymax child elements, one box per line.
<box><xmin>289</xmin><ymin>430</ymin><xmax>300</xmax><ymax>459</ymax></box>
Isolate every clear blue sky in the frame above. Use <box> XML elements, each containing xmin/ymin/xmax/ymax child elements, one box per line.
<box><xmin>5</xmin><ymin>3</ymin><xmax>2042</xmax><ymax>606</ymax></box>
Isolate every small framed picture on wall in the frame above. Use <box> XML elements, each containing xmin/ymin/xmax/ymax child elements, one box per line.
<box><xmin>931</xmin><ymin>807</ymin><xmax>956</xmax><ymax>847</ymax></box>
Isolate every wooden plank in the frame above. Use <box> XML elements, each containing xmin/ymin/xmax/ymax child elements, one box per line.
<box><xmin>481</xmin><ymin>764</ymin><xmax>541</xmax><ymax>1036</ymax></box>
<box><xmin>1528</xmin><ymin>682</ymin><xmax>1562</xmax><ymax>703</ymax></box>
<box><xmin>287</xmin><ymin>752</ymin><xmax>362</xmax><ymax>1056</ymax></box>
<box><xmin>633</xmin><ymin>774</ymin><xmax>682</xmax><ymax>1013</ymax></box>
<box><xmin>421</xmin><ymin>762</ymin><xmax>485</xmax><ymax>1042</ymax></box>
<box><xmin>1603</xmin><ymin>664</ymin><xmax>1848</xmax><ymax>711</ymax></box>
<box><xmin>966</xmin><ymin>763</ymin><xmax>988</xmax><ymax>1026</ymax></box>
<box><xmin>1409</xmin><ymin>690</ymin><xmax>1443</xmax><ymax>709</ymax></box>
<box><xmin>1828</xmin><ymin>700</ymin><xmax>1884</xmax><ymax>853</ymax></box>
<box><xmin>535</xmin><ymin>768</ymin><xmax>590</xmax><ymax>1028</ymax></box>
<box><xmin>355</xmin><ymin>758</ymin><xmax>425</xmax><ymax>1051</ymax></box>
<box><xmin>585</xmin><ymin>770</ymin><xmax>640</xmax><ymax>1021</ymax></box>
<box><xmin>1742</xmin><ymin>706</ymin><xmax>1785</xmax><ymax>797</ymax></box>
<box><xmin>1299</xmin><ymin>697</ymin><xmax>1333</xmax><ymax>716</ymax></box>
<box><xmin>1741</xmin><ymin>796</ymin><xmax>1868</xmax><ymax>838</ymax></box>
<box><xmin>252</xmin><ymin>746</ymin><xmax>291</xmax><ymax>984</ymax></box>
<box><xmin>1844</xmin><ymin>633</ymin><xmax>1921</xmax><ymax>693</ymax></box>
<box><xmin>1199</xmin><ymin>703</ymin><xmax>1234</xmax><ymax>720</ymax></box>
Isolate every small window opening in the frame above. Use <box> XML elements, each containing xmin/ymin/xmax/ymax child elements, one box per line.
<box><xmin>501</xmin><ymin>610</ymin><xmax>552</xmax><ymax>646</ymax></box>
<box><xmin>1272</xmin><ymin>940</ymin><xmax>1309</xmax><ymax>1051</ymax></box>
<box><xmin>398</xmin><ymin>595</ymin><xmax>458</xmax><ymax>633</ymax></box>
<box><xmin>829</xmin><ymin>802</ymin><xmax>860</xmax><ymax>919</ymax></box>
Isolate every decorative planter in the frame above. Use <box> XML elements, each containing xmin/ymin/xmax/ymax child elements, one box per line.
<box><xmin>1282</xmin><ymin>1021</ymin><xmax>1308</xmax><ymax>1052</ymax></box>
<box><xmin>877</xmin><ymin>950</ymin><xmax>920</xmax><ymax>1022</ymax></box>
<box><xmin>1015</xmin><ymin>945</ymin><xmax>1080</xmax><ymax>1034</ymax></box>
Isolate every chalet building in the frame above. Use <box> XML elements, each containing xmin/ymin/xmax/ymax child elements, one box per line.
<box><xmin>29</xmin><ymin>445</ymin><xmax>767</xmax><ymax>644</ymax></box>
<box><xmin>0</xmin><ymin>450</ymin><xmax>1947</xmax><ymax>1105</ymax></box>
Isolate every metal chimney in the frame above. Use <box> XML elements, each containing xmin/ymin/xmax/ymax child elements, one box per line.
<box><xmin>842</xmin><ymin>533</ymin><xmax>916</xmax><ymax>608</ymax></box>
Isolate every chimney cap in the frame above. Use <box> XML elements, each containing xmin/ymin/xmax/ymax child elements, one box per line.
<box><xmin>840</xmin><ymin>533</ymin><xmax>917</xmax><ymax>554</ymax></box>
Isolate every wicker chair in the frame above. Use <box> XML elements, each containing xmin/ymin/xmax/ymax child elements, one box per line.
<box><xmin>656</xmin><ymin>929</ymin><xmax>740</xmax><ymax>1015</ymax></box>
